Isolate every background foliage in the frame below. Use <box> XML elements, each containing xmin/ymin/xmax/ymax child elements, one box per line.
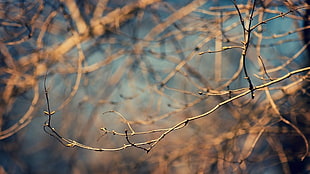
<box><xmin>1</xmin><ymin>0</ymin><xmax>310</xmax><ymax>173</ymax></box>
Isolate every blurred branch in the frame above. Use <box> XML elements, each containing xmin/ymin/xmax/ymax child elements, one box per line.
<box><xmin>0</xmin><ymin>83</ymin><xmax>39</xmax><ymax>140</ymax></box>
<box><xmin>265</xmin><ymin>88</ymin><xmax>309</xmax><ymax>161</ymax></box>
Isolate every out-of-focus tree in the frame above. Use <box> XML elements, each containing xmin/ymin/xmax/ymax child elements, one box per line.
<box><xmin>0</xmin><ymin>0</ymin><xmax>309</xmax><ymax>173</ymax></box>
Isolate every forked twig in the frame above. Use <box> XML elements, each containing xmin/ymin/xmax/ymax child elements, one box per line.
<box><xmin>232</xmin><ymin>0</ymin><xmax>256</xmax><ymax>99</ymax></box>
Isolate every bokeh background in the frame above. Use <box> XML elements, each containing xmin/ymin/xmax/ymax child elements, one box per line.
<box><xmin>1</xmin><ymin>0</ymin><xmax>310</xmax><ymax>173</ymax></box>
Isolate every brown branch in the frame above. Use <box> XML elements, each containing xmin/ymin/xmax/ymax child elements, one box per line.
<box><xmin>265</xmin><ymin>84</ymin><xmax>309</xmax><ymax>161</ymax></box>
<box><xmin>198</xmin><ymin>46</ymin><xmax>243</xmax><ymax>55</ymax></box>
<box><xmin>250</xmin><ymin>6</ymin><xmax>310</xmax><ymax>32</ymax></box>
<box><xmin>0</xmin><ymin>83</ymin><xmax>39</xmax><ymax>140</ymax></box>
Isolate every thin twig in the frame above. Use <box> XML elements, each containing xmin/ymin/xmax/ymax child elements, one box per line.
<box><xmin>250</xmin><ymin>6</ymin><xmax>309</xmax><ymax>32</ymax></box>
<box><xmin>198</xmin><ymin>46</ymin><xmax>243</xmax><ymax>55</ymax></box>
<box><xmin>257</xmin><ymin>55</ymin><xmax>273</xmax><ymax>81</ymax></box>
